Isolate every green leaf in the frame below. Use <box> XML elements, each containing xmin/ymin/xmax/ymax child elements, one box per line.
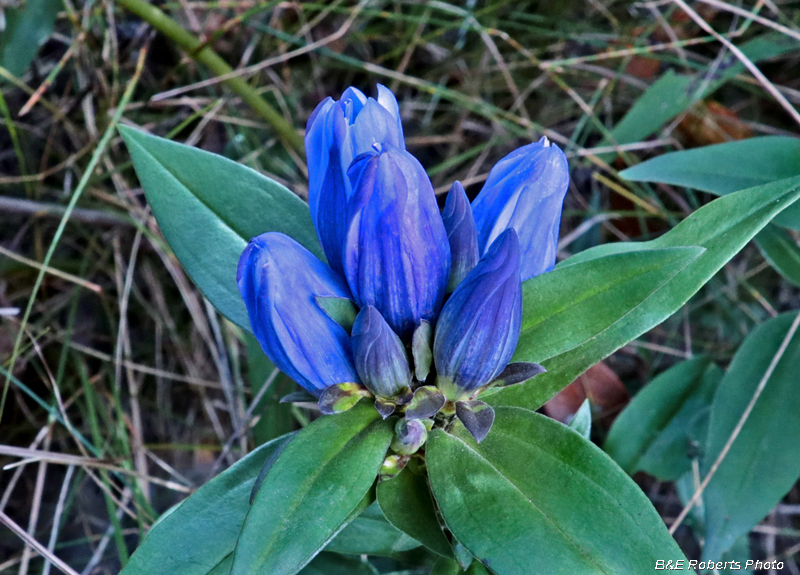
<box><xmin>377</xmin><ymin>468</ymin><xmax>453</xmax><ymax>558</ymax></box>
<box><xmin>0</xmin><ymin>0</ymin><xmax>61</xmax><ymax>77</ymax></box>
<box><xmin>489</xmin><ymin>175</ymin><xmax>800</xmax><ymax>412</ymax></box>
<box><xmin>325</xmin><ymin>502</ymin><xmax>421</xmax><ymax>557</ymax></box>
<box><xmin>599</xmin><ymin>34</ymin><xmax>800</xmax><ymax>159</ymax></box>
<box><xmin>511</xmin><ymin>247</ymin><xmax>704</xmax><ymax>364</ymax></box>
<box><xmin>427</xmin><ymin>407</ymin><xmax>686</xmax><ymax>575</ymax></box>
<box><xmin>755</xmin><ymin>224</ymin><xmax>800</xmax><ymax>287</ymax></box>
<box><xmin>120</xmin><ymin>126</ymin><xmax>322</xmax><ymax>330</ymax></box>
<box><xmin>620</xmin><ymin>137</ymin><xmax>800</xmax><ymax>229</ymax></box>
<box><xmin>120</xmin><ymin>434</ymin><xmax>291</xmax><ymax>575</ymax></box>
<box><xmin>299</xmin><ymin>552</ymin><xmax>379</xmax><ymax>575</ymax></box>
<box><xmin>316</xmin><ymin>296</ymin><xmax>358</xmax><ymax>332</ymax></box>
<box><xmin>231</xmin><ymin>404</ymin><xmax>392</xmax><ymax>575</ymax></box>
<box><xmin>604</xmin><ymin>357</ymin><xmax>721</xmax><ymax>481</ymax></box>
<box><xmin>702</xmin><ymin>312</ymin><xmax>800</xmax><ymax>562</ymax></box>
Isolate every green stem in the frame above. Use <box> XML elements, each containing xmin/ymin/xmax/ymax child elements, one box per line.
<box><xmin>115</xmin><ymin>0</ymin><xmax>305</xmax><ymax>155</ymax></box>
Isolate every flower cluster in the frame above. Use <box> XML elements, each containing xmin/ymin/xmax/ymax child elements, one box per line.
<box><xmin>238</xmin><ymin>85</ymin><xmax>569</xmax><ymax>445</ymax></box>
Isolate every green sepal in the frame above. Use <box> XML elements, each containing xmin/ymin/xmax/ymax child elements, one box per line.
<box><xmin>568</xmin><ymin>399</ymin><xmax>592</xmax><ymax>440</ymax></box>
<box><xmin>492</xmin><ymin>362</ymin><xmax>546</xmax><ymax>387</ymax></box>
<box><xmin>280</xmin><ymin>390</ymin><xmax>318</xmax><ymax>404</ymax></box>
<box><xmin>405</xmin><ymin>386</ymin><xmax>446</xmax><ymax>420</ymax></box>
<box><xmin>455</xmin><ymin>400</ymin><xmax>495</xmax><ymax>444</ymax></box>
<box><xmin>374</xmin><ymin>398</ymin><xmax>397</xmax><ymax>419</ymax></box>
<box><xmin>318</xmin><ymin>383</ymin><xmax>371</xmax><ymax>415</ymax></box>
<box><xmin>412</xmin><ymin>321</ymin><xmax>434</xmax><ymax>382</ymax></box>
<box><xmin>379</xmin><ymin>454</ymin><xmax>410</xmax><ymax>480</ymax></box>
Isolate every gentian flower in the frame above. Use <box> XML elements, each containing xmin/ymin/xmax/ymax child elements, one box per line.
<box><xmin>433</xmin><ymin>229</ymin><xmax>522</xmax><ymax>401</ymax></box>
<box><xmin>442</xmin><ymin>181</ymin><xmax>479</xmax><ymax>293</ymax></box>
<box><xmin>343</xmin><ymin>146</ymin><xmax>450</xmax><ymax>339</ymax></box>
<box><xmin>239</xmin><ymin>85</ymin><xmax>567</xmax><ymax>438</ymax></box>
<box><xmin>305</xmin><ymin>85</ymin><xmax>404</xmax><ymax>274</ymax></box>
<box><xmin>351</xmin><ymin>305</ymin><xmax>412</xmax><ymax>398</ymax></box>
<box><xmin>471</xmin><ymin>136</ymin><xmax>569</xmax><ymax>280</ymax></box>
<box><xmin>237</xmin><ymin>233</ymin><xmax>359</xmax><ymax>396</ymax></box>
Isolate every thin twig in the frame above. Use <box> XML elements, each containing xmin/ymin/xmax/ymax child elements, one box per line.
<box><xmin>0</xmin><ymin>511</ymin><xmax>81</xmax><ymax>575</ymax></box>
<box><xmin>672</xmin><ymin>0</ymin><xmax>800</xmax><ymax>128</ymax></box>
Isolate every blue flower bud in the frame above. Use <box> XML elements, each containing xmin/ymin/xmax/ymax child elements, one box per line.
<box><xmin>471</xmin><ymin>137</ymin><xmax>569</xmax><ymax>281</ymax></box>
<box><xmin>305</xmin><ymin>85</ymin><xmax>404</xmax><ymax>274</ymax></box>
<box><xmin>344</xmin><ymin>146</ymin><xmax>450</xmax><ymax>339</ymax></box>
<box><xmin>433</xmin><ymin>229</ymin><xmax>522</xmax><ymax>400</ymax></box>
<box><xmin>442</xmin><ymin>181</ymin><xmax>479</xmax><ymax>292</ymax></box>
<box><xmin>351</xmin><ymin>305</ymin><xmax>412</xmax><ymax>398</ymax></box>
<box><xmin>237</xmin><ymin>232</ymin><xmax>360</xmax><ymax>396</ymax></box>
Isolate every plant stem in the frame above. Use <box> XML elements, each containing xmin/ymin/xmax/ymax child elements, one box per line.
<box><xmin>115</xmin><ymin>0</ymin><xmax>305</xmax><ymax>155</ymax></box>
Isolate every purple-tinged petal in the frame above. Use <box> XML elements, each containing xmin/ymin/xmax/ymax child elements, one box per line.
<box><xmin>442</xmin><ymin>181</ymin><xmax>479</xmax><ymax>292</ymax></box>
<box><xmin>351</xmin><ymin>306</ymin><xmax>411</xmax><ymax>398</ymax></box>
<box><xmin>433</xmin><ymin>229</ymin><xmax>522</xmax><ymax>399</ymax></box>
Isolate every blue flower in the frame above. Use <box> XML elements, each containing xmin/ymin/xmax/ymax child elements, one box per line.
<box><xmin>239</xmin><ymin>85</ymin><xmax>569</xmax><ymax>420</ymax></box>
<box><xmin>351</xmin><ymin>306</ymin><xmax>412</xmax><ymax>398</ymax></box>
<box><xmin>433</xmin><ymin>229</ymin><xmax>522</xmax><ymax>400</ymax></box>
<box><xmin>442</xmin><ymin>181</ymin><xmax>479</xmax><ymax>292</ymax></box>
<box><xmin>343</xmin><ymin>146</ymin><xmax>450</xmax><ymax>339</ymax></box>
<box><xmin>237</xmin><ymin>232</ymin><xmax>359</xmax><ymax>396</ymax></box>
<box><xmin>471</xmin><ymin>137</ymin><xmax>570</xmax><ymax>280</ymax></box>
<box><xmin>305</xmin><ymin>85</ymin><xmax>404</xmax><ymax>274</ymax></box>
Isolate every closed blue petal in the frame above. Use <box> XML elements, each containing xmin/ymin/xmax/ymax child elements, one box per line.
<box><xmin>433</xmin><ymin>229</ymin><xmax>522</xmax><ymax>398</ymax></box>
<box><xmin>351</xmin><ymin>306</ymin><xmax>411</xmax><ymax>398</ymax></box>
<box><xmin>237</xmin><ymin>232</ymin><xmax>360</xmax><ymax>396</ymax></box>
<box><xmin>305</xmin><ymin>85</ymin><xmax>406</xmax><ymax>274</ymax></box>
<box><xmin>442</xmin><ymin>181</ymin><xmax>479</xmax><ymax>292</ymax></box>
<box><xmin>471</xmin><ymin>137</ymin><xmax>569</xmax><ymax>281</ymax></box>
<box><xmin>343</xmin><ymin>146</ymin><xmax>450</xmax><ymax>339</ymax></box>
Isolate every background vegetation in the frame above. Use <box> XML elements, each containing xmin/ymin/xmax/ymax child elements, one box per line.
<box><xmin>1</xmin><ymin>0</ymin><xmax>799</xmax><ymax>573</ymax></box>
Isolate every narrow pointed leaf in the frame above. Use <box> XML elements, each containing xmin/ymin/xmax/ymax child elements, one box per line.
<box><xmin>120</xmin><ymin>127</ymin><xmax>322</xmax><ymax>329</ymax></box>
<box><xmin>232</xmin><ymin>404</ymin><xmax>392</xmax><ymax>575</ymax></box>
<box><xmin>755</xmin><ymin>224</ymin><xmax>800</xmax><ymax>287</ymax></box>
<box><xmin>620</xmin><ymin>137</ymin><xmax>800</xmax><ymax>229</ymax></box>
<box><xmin>427</xmin><ymin>407</ymin><xmax>687</xmax><ymax>575</ymax></box>
<box><xmin>120</xmin><ymin>434</ymin><xmax>292</xmax><ymax>575</ymax></box>
<box><xmin>377</xmin><ymin>468</ymin><xmax>453</xmax><ymax>558</ymax></box>
<box><xmin>604</xmin><ymin>357</ymin><xmax>721</xmax><ymax>481</ymax></box>
<box><xmin>490</xmin><ymin>176</ymin><xmax>800</xmax><ymax>411</ymax></box>
<box><xmin>703</xmin><ymin>312</ymin><xmax>800</xmax><ymax>562</ymax></box>
<box><xmin>512</xmin><ymin>246</ymin><xmax>704</xmax><ymax>365</ymax></box>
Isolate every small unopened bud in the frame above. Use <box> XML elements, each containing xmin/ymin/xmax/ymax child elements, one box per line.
<box><xmin>391</xmin><ymin>419</ymin><xmax>428</xmax><ymax>455</ymax></box>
